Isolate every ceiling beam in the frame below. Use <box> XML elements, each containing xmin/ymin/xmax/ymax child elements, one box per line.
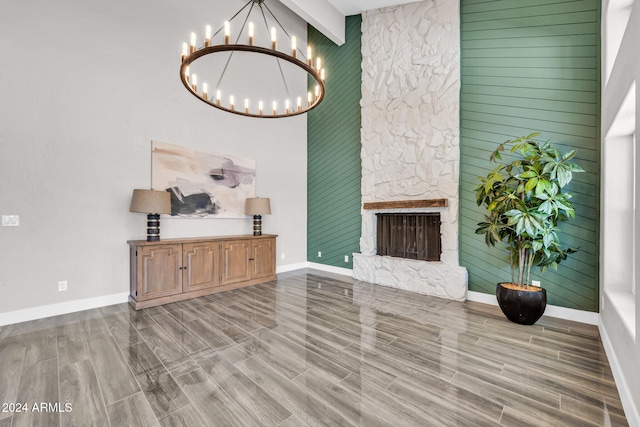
<box><xmin>279</xmin><ymin>0</ymin><xmax>345</xmax><ymax>46</ymax></box>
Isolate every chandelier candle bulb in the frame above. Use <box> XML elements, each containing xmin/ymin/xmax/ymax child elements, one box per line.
<box><xmin>244</xmin><ymin>98</ymin><xmax>249</xmax><ymax>114</ymax></box>
<box><xmin>259</xmin><ymin>100</ymin><xmax>263</xmax><ymax>115</ymax></box>
<box><xmin>272</xmin><ymin>101</ymin><xmax>277</xmax><ymax>115</ymax></box>
<box><xmin>181</xmin><ymin>42</ymin><xmax>188</xmax><ymax>62</ymax></box>
<box><xmin>316</xmin><ymin>57</ymin><xmax>321</xmax><ymax>71</ymax></box>
<box><xmin>271</xmin><ymin>27</ymin><xmax>277</xmax><ymax>50</ymax></box>
<box><xmin>216</xmin><ymin>90</ymin><xmax>221</xmax><ymax>106</ymax></box>
<box><xmin>285</xmin><ymin>99</ymin><xmax>290</xmax><ymax>114</ymax></box>
<box><xmin>307</xmin><ymin>46</ymin><xmax>312</xmax><ymax>66</ymax></box>
<box><xmin>230</xmin><ymin>95</ymin><xmax>235</xmax><ymax>111</ymax></box>
<box><xmin>291</xmin><ymin>36</ymin><xmax>297</xmax><ymax>58</ymax></box>
<box><xmin>190</xmin><ymin>32</ymin><xmax>196</xmax><ymax>53</ymax></box>
<box><xmin>315</xmin><ymin>84</ymin><xmax>319</xmax><ymax>99</ymax></box>
<box><xmin>321</xmin><ymin>68</ymin><xmax>325</xmax><ymax>81</ymax></box>
<box><xmin>205</xmin><ymin>25</ymin><xmax>212</xmax><ymax>47</ymax></box>
<box><xmin>202</xmin><ymin>83</ymin><xmax>208</xmax><ymax>100</ymax></box>
<box><xmin>191</xmin><ymin>74</ymin><xmax>197</xmax><ymax>91</ymax></box>
<box><xmin>297</xmin><ymin>97</ymin><xmax>302</xmax><ymax>112</ymax></box>
<box><xmin>307</xmin><ymin>92</ymin><xmax>312</xmax><ymax>107</ymax></box>
<box><xmin>248</xmin><ymin>22</ymin><xmax>255</xmax><ymax>45</ymax></box>
<box><xmin>224</xmin><ymin>21</ymin><xmax>231</xmax><ymax>44</ymax></box>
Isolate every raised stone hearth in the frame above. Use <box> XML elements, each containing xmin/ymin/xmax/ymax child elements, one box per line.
<box><xmin>353</xmin><ymin>0</ymin><xmax>467</xmax><ymax>301</ymax></box>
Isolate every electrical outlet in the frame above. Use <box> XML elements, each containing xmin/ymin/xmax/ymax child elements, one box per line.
<box><xmin>281</xmin><ymin>252</ymin><xmax>285</xmax><ymax>260</ymax></box>
<box><xmin>531</xmin><ymin>280</ymin><xmax>541</xmax><ymax>287</ymax></box>
<box><xmin>2</xmin><ymin>215</ymin><xmax>19</xmax><ymax>226</ymax></box>
<box><xmin>317</xmin><ymin>251</ymin><xmax>322</xmax><ymax>258</ymax></box>
<box><xmin>344</xmin><ymin>255</ymin><xmax>349</xmax><ymax>263</ymax></box>
<box><xmin>58</xmin><ymin>280</ymin><xmax>68</xmax><ymax>292</ymax></box>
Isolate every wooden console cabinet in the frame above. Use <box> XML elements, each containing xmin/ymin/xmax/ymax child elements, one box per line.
<box><xmin>128</xmin><ymin>235</ymin><xmax>277</xmax><ymax>310</ymax></box>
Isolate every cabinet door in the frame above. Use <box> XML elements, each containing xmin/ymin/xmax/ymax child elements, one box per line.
<box><xmin>183</xmin><ymin>242</ymin><xmax>220</xmax><ymax>293</ymax></box>
<box><xmin>252</xmin><ymin>237</ymin><xmax>276</xmax><ymax>280</ymax></box>
<box><xmin>136</xmin><ymin>244</ymin><xmax>182</xmax><ymax>301</ymax></box>
<box><xmin>222</xmin><ymin>240</ymin><xmax>251</xmax><ymax>284</ymax></box>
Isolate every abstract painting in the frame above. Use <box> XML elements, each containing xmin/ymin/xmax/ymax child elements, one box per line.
<box><xmin>151</xmin><ymin>141</ymin><xmax>256</xmax><ymax>218</ymax></box>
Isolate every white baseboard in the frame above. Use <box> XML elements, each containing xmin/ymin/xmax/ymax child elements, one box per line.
<box><xmin>0</xmin><ymin>292</ymin><xmax>130</xmax><ymax>327</ymax></box>
<box><xmin>599</xmin><ymin>322</ymin><xmax>640</xmax><ymax>427</ymax></box>
<box><xmin>306</xmin><ymin>262</ymin><xmax>354</xmax><ymax>277</ymax></box>
<box><xmin>276</xmin><ymin>262</ymin><xmax>309</xmax><ymax>274</ymax></box>
<box><xmin>467</xmin><ymin>290</ymin><xmax>599</xmax><ymax>325</ymax></box>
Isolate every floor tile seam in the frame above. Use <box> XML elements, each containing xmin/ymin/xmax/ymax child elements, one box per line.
<box><xmin>202</xmin><ymin>352</ymin><xmax>295</xmax><ymax>422</ymax></box>
<box><xmin>455</xmin><ymin>340</ymin><xmax>611</xmax><ymax>386</ymax></box>
<box><xmin>539</xmin><ymin>328</ymin><xmax>603</xmax><ymax>346</ymax></box>
<box><xmin>280</xmin><ymin>332</ymin><xmax>359</xmax><ymax>381</ymax></box>
<box><xmin>529</xmin><ymin>339</ymin><xmax>609</xmax><ymax>357</ymax></box>
<box><xmin>195</xmin><ymin>360</ymin><xmax>283</xmax><ymax>426</ymax></box>
<box><xmin>155</xmin><ymin>404</ymin><xmax>190</xmax><ymax>424</ymax></box>
<box><xmin>385</xmin><ymin>377</ymin><xmax>503</xmax><ymax>426</ymax></box>
<box><xmin>474</xmin><ymin>337</ymin><xmax>563</xmax><ymax>361</ymax></box>
<box><xmin>259</xmin><ymin>328</ymin><xmax>354</xmax><ymax>380</ymax></box>
<box><xmin>180</xmin><ymin>316</ymin><xmax>239</xmax><ymax>352</ymax></box>
<box><xmin>448</xmin><ymin>381</ymin><xmax>563</xmax><ymax>424</ymax></box>
<box><xmin>347</xmin><ymin>341</ymin><xmax>457</xmax><ymax>387</ymax></box>
<box><xmin>152</xmin><ymin>316</ymin><xmax>212</xmax><ymax>355</ymax></box>
<box><xmin>451</xmin><ymin>368</ymin><xmax>562</xmax><ymax>411</ymax></box>
<box><xmin>125</xmin><ymin>321</ymin><xmax>204</xmax><ymax>419</ymax></box>
<box><xmin>501</xmin><ymin>356</ymin><xmax>620</xmax><ymax>392</ymax></box>
<box><xmin>170</xmin><ymin>371</ymin><xmax>222</xmax><ymax>427</ymax></box>
<box><xmin>498</xmin><ymin>366</ymin><xmax>622</xmax><ymax>409</ymax></box>
<box><xmin>80</xmin><ymin>331</ymin><xmax>117</xmax><ymax>427</ymax></box>
<box><xmin>557</xmin><ymin>348</ymin><xmax>613</xmax><ymax>367</ymax></box>
<box><xmin>390</xmin><ymin>335</ymin><xmax>505</xmax><ymax>372</ymax></box>
<box><xmin>556</xmin><ymin>394</ymin><xmax>627</xmax><ymax>426</ymax></box>
<box><xmin>501</xmin><ymin>402</ymin><xmax>603</xmax><ymax>427</ymax></box>
<box><xmin>282</xmin><ymin>324</ymin><xmax>359</xmax><ymax>356</ymax></box>
<box><xmin>248</xmin><ymin>363</ymin><xmax>324</xmax><ymax>424</ymax></box>
<box><xmin>289</xmin><ymin>372</ymin><xmax>372</xmax><ymax>427</ymax></box>
<box><xmin>230</xmin><ymin>298</ymin><xmax>276</xmax><ymax>318</ymax></box>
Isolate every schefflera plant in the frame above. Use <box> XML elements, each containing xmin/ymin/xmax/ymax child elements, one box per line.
<box><xmin>474</xmin><ymin>133</ymin><xmax>585</xmax><ymax>289</ymax></box>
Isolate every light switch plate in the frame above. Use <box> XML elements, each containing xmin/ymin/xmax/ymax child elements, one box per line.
<box><xmin>2</xmin><ymin>215</ymin><xmax>19</xmax><ymax>226</ymax></box>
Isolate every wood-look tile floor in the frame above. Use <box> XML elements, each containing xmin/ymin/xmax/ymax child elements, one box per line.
<box><xmin>0</xmin><ymin>269</ymin><xmax>628</xmax><ymax>426</ymax></box>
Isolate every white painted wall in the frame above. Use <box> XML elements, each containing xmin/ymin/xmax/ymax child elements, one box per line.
<box><xmin>0</xmin><ymin>0</ymin><xmax>308</xmax><ymax>314</ymax></box>
<box><xmin>601</xmin><ymin>0</ymin><xmax>640</xmax><ymax>424</ymax></box>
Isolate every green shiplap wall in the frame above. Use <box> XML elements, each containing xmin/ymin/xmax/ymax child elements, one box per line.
<box><xmin>459</xmin><ymin>0</ymin><xmax>601</xmax><ymax>311</ymax></box>
<box><xmin>307</xmin><ymin>15</ymin><xmax>362</xmax><ymax>269</ymax></box>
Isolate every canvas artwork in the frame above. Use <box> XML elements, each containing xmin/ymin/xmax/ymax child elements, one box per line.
<box><xmin>151</xmin><ymin>141</ymin><xmax>256</xmax><ymax>218</ymax></box>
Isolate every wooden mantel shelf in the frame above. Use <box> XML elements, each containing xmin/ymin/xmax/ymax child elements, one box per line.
<box><xmin>363</xmin><ymin>199</ymin><xmax>448</xmax><ymax>210</ymax></box>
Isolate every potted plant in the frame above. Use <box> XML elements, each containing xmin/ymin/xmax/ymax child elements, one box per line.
<box><xmin>474</xmin><ymin>133</ymin><xmax>584</xmax><ymax>325</ymax></box>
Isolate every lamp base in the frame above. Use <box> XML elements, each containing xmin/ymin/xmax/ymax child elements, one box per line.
<box><xmin>147</xmin><ymin>213</ymin><xmax>161</xmax><ymax>241</ymax></box>
<box><xmin>253</xmin><ymin>215</ymin><xmax>262</xmax><ymax>236</ymax></box>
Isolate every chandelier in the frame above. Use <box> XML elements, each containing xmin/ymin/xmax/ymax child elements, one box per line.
<box><xmin>179</xmin><ymin>0</ymin><xmax>326</xmax><ymax>118</ymax></box>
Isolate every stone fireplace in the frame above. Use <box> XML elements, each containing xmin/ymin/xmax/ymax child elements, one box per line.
<box><xmin>352</xmin><ymin>1</ymin><xmax>467</xmax><ymax>301</ymax></box>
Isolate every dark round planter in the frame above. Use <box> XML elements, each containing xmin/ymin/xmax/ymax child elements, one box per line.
<box><xmin>496</xmin><ymin>282</ymin><xmax>547</xmax><ymax>325</ymax></box>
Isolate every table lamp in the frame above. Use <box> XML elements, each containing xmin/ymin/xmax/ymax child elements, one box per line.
<box><xmin>245</xmin><ymin>197</ymin><xmax>271</xmax><ymax>236</ymax></box>
<box><xmin>130</xmin><ymin>189</ymin><xmax>172</xmax><ymax>241</ymax></box>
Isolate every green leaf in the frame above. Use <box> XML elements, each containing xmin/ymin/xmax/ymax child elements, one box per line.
<box><xmin>525</xmin><ymin>178</ymin><xmax>538</xmax><ymax>193</ymax></box>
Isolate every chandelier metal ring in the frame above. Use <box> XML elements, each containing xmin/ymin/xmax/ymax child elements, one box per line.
<box><xmin>180</xmin><ymin>44</ymin><xmax>325</xmax><ymax>118</ymax></box>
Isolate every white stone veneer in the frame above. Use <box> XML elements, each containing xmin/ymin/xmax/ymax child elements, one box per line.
<box><xmin>353</xmin><ymin>0</ymin><xmax>468</xmax><ymax>301</ymax></box>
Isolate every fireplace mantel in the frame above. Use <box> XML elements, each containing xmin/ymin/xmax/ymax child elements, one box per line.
<box><xmin>363</xmin><ymin>199</ymin><xmax>448</xmax><ymax>210</ymax></box>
